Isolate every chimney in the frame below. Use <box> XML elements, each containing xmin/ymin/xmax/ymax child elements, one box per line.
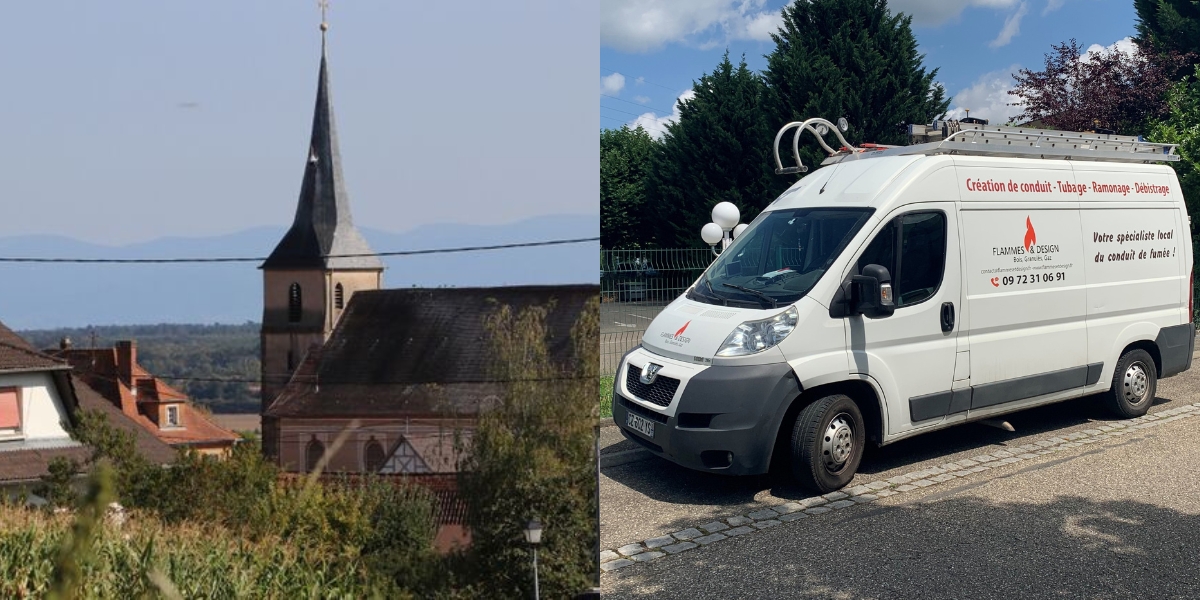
<box><xmin>116</xmin><ymin>340</ymin><xmax>137</xmax><ymax>384</ymax></box>
<box><xmin>59</xmin><ymin>337</ymin><xmax>72</xmax><ymax>350</ymax></box>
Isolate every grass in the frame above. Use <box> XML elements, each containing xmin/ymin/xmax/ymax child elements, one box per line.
<box><xmin>599</xmin><ymin>375</ymin><xmax>614</xmax><ymax>419</ymax></box>
<box><xmin>0</xmin><ymin>500</ymin><xmax>400</xmax><ymax>599</ymax></box>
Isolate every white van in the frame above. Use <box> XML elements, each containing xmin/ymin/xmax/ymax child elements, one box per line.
<box><xmin>613</xmin><ymin>118</ymin><xmax>1195</xmax><ymax>493</ymax></box>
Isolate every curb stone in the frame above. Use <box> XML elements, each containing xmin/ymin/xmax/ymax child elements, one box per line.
<box><xmin>600</xmin><ymin>406</ymin><xmax>1200</xmax><ymax>573</ymax></box>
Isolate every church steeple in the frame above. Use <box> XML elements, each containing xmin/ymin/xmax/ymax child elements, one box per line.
<box><xmin>262</xmin><ymin>18</ymin><xmax>383</xmax><ymax>272</ymax></box>
<box><xmin>259</xmin><ymin>8</ymin><xmax>384</xmax><ymax>423</ymax></box>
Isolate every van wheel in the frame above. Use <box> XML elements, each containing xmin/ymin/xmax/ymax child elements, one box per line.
<box><xmin>790</xmin><ymin>394</ymin><xmax>865</xmax><ymax>493</ymax></box>
<box><xmin>1104</xmin><ymin>349</ymin><xmax>1157</xmax><ymax>418</ymax></box>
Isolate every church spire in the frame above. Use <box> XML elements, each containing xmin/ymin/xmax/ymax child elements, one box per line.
<box><xmin>262</xmin><ymin>6</ymin><xmax>383</xmax><ymax>271</ymax></box>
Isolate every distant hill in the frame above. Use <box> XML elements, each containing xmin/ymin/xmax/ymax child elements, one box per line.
<box><xmin>0</xmin><ymin>213</ymin><xmax>597</xmax><ymax>329</ymax></box>
<box><xmin>20</xmin><ymin>323</ymin><xmax>260</xmax><ymax>414</ymax></box>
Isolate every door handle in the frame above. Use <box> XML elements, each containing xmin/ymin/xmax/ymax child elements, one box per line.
<box><xmin>940</xmin><ymin>302</ymin><xmax>955</xmax><ymax>332</ymax></box>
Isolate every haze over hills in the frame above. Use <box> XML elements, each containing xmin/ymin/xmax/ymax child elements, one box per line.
<box><xmin>0</xmin><ymin>213</ymin><xmax>597</xmax><ymax>330</ymax></box>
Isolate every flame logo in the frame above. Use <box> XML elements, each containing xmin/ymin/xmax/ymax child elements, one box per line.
<box><xmin>1024</xmin><ymin>216</ymin><xmax>1036</xmax><ymax>251</ymax></box>
<box><xmin>674</xmin><ymin>321</ymin><xmax>691</xmax><ymax>338</ymax></box>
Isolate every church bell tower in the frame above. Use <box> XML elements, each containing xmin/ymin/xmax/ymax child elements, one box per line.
<box><xmin>259</xmin><ymin>15</ymin><xmax>383</xmax><ymax>416</ymax></box>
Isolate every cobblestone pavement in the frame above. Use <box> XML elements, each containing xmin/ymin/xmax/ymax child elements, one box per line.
<box><xmin>601</xmin><ymin>360</ymin><xmax>1200</xmax><ymax>597</ymax></box>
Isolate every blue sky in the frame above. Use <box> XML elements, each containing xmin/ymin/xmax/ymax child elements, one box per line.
<box><xmin>601</xmin><ymin>0</ymin><xmax>1138</xmax><ymax>136</ymax></box>
<box><xmin>0</xmin><ymin>1</ymin><xmax>597</xmax><ymax>244</ymax></box>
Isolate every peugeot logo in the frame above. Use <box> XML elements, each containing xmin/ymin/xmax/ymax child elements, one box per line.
<box><xmin>640</xmin><ymin>363</ymin><xmax>663</xmax><ymax>385</ymax></box>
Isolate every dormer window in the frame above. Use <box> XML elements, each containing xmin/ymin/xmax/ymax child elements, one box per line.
<box><xmin>165</xmin><ymin>404</ymin><xmax>180</xmax><ymax>428</ymax></box>
<box><xmin>0</xmin><ymin>388</ymin><xmax>21</xmax><ymax>439</ymax></box>
<box><xmin>289</xmin><ymin>283</ymin><xmax>302</xmax><ymax>322</ymax></box>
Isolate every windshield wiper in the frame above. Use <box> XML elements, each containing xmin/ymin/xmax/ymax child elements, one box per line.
<box><xmin>697</xmin><ymin>276</ymin><xmax>727</xmax><ymax>306</ymax></box>
<box><xmin>722</xmin><ymin>283</ymin><xmax>777</xmax><ymax>309</ymax></box>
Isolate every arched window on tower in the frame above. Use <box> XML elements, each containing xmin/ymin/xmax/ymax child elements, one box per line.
<box><xmin>363</xmin><ymin>437</ymin><xmax>385</xmax><ymax>472</ymax></box>
<box><xmin>306</xmin><ymin>437</ymin><xmax>324</xmax><ymax>473</ymax></box>
<box><xmin>288</xmin><ymin>283</ymin><xmax>302</xmax><ymax>322</ymax></box>
<box><xmin>335</xmin><ymin>283</ymin><xmax>345</xmax><ymax>310</ymax></box>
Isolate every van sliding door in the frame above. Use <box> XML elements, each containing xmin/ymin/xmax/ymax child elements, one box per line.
<box><xmin>959</xmin><ymin>183</ymin><xmax>1089</xmax><ymax>413</ymax></box>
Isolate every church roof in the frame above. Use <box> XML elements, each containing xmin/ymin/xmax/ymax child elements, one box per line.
<box><xmin>262</xmin><ymin>32</ymin><xmax>383</xmax><ymax>272</ymax></box>
<box><xmin>265</xmin><ymin>284</ymin><xmax>599</xmax><ymax>418</ymax></box>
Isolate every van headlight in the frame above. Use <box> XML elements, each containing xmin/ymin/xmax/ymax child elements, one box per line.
<box><xmin>716</xmin><ymin>306</ymin><xmax>799</xmax><ymax>357</ymax></box>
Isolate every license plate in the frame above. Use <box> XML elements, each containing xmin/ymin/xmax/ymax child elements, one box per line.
<box><xmin>626</xmin><ymin>411</ymin><xmax>655</xmax><ymax>438</ymax></box>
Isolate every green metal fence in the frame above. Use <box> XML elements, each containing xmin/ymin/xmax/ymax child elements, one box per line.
<box><xmin>600</xmin><ymin>249</ymin><xmax>714</xmax><ymax>375</ymax></box>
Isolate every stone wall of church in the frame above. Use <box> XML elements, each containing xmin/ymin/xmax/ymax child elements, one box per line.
<box><xmin>272</xmin><ymin>416</ymin><xmax>473</xmax><ymax>475</ymax></box>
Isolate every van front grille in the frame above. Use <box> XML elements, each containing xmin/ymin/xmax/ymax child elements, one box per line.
<box><xmin>625</xmin><ymin>364</ymin><xmax>680</xmax><ymax>408</ymax></box>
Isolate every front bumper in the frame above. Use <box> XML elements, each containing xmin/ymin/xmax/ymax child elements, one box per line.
<box><xmin>612</xmin><ymin>347</ymin><xmax>801</xmax><ymax>476</ymax></box>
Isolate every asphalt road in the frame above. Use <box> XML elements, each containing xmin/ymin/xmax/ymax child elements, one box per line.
<box><xmin>601</xmin><ymin>356</ymin><xmax>1200</xmax><ymax>598</ymax></box>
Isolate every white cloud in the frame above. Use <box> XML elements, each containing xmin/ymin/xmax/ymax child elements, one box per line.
<box><xmin>988</xmin><ymin>1</ymin><xmax>1027</xmax><ymax>47</ymax></box>
<box><xmin>889</xmin><ymin>0</ymin><xmax>1020</xmax><ymax>27</ymax></box>
<box><xmin>601</xmin><ymin>72</ymin><xmax>626</xmax><ymax>95</ymax></box>
<box><xmin>944</xmin><ymin>65</ymin><xmax>1024</xmax><ymax>124</ymax></box>
<box><xmin>1042</xmin><ymin>0</ymin><xmax>1067</xmax><ymax>15</ymax></box>
<box><xmin>635</xmin><ymin>76</ymin><xmax>646</xmax><ymax>85</ymax></box>
<box><xmin>629</xmin><ymin>90</ymin><xmax>696</xmax><ymax>139</ymax></box>
<box><xmin>989</xmin><ymin>1</ymin><xmax>1028</xmax><ymax>48</ymax></box>
<box><xmin>1083</xmin><ymin>36</ymin><xmax>1136</xmax><ymax>60</ymax></box>
<box><xmin>601</xmin><ymin>0</ymin><xmax>783</xmax><ymax>53</ymax></box>
<box><xmin>634</xmin><ymin>95</ymin><xmax>651</xmax><ymax>104</ymax></box>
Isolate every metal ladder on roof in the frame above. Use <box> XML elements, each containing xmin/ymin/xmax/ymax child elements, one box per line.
<box><xmin>773</xmin><ymin>118</ymin><xmax>1180</xmax><ymax>175</ymax></box>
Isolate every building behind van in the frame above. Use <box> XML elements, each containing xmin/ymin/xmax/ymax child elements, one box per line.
<box><xmin>613</xmin><ymin>118</ymin><xmax>1194</xmax><ymax>493</ymax></box>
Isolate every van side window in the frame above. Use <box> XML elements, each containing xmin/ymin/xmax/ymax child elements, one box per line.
<box><xmin>857</xmin><ymin>211</ymin><xmax>946</xmax><ymax>308</ymax></box>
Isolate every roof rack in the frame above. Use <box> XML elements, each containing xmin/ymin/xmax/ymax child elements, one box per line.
<box><xmin>773</xmin><ymin>118</ymin><xmax>1180</xmax><ymax>174</ymax></box>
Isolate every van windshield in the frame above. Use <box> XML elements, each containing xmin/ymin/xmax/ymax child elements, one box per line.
<box><xmin>690</xmin><ymin>208</ymin><xmax>874</xmax><ymax>308</ymax></box>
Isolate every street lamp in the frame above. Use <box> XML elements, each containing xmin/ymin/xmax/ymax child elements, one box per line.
<box><xmin>702</xmin><ymin>202</ymin><xmax>744</xmax><ymax>256</ymax></box>
<box><xmin>525</xmin><ymin>519</ymin><xmax>543</xmax><ymax>600</ymax></box>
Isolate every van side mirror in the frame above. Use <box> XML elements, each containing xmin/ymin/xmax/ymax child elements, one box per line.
<box><xmin>848</xmin><ymin>264</ymin><xmax>895</xmax><ymax>318</ymax></box>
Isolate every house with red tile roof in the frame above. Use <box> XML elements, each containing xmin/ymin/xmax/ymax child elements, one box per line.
<box><xmin>49</xmin><ymin>340</ymin><xmax>238</xmax><ymax>456</ymax></box>
<box><xmin>0</xmin><ymin>320</ymin><xmax>175</xmax><ymax>490</ymax></box>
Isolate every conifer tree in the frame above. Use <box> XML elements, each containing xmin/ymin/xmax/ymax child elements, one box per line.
<box><xmin>648</xmin><ymin>52</ymin><xmax>785</xmax><ymax>248</ymax></box>
<box><xmin>600</xmin><ymin>125</ymin><xmax>657</xmax><ymax>249</ymax></box>
<box><xmin>763</xmin><ymin>0</ymin><xmax>949</xmax><ymax>174</ymax></box>
<box><xmin>1136</xmin><ymin>0</ymin><xmax>1200</xmax><ymax>60</ymax></box>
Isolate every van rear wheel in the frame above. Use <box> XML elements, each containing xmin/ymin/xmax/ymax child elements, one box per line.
<box><xmin>790</xmin><ymin>394</ymin><xmax>865</xmax><ymax>493</ymax></box>
<box><xmin>1104</xmin><ymin>349</ymin><xmax>1157</xmax><ymax>418</ymax></box>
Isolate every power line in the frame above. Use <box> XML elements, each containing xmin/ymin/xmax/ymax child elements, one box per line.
<box><xmin>599</xmin><ymin>93</ymin><xmax>674</xmax><ymax>115</ymax></box>
<box><xmin>67</xmin><ymin>363</ymin><xmax>593</xmax><ymax>386</ymax></box>
<box><xmin>601</xmin><ymin>67</ymin><xmax>680</xmax><ymax>93</ymax></box>
<box><xmin>0</xmin><ymin>237</ymin><xmax>599</xmax><ymax>264</ymax></box>
<box><xmin>601</xmin><ymin>105</ymin><xmax>654</xmax><ymax>119</ymax></box>
<box><xmin>156</xmin><ymin>374</ymin><xmax>593</xmax><ymax>384</ymax></box>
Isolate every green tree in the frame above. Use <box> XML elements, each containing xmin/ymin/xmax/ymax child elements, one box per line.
<box><xmin>1149</xmin><ymin>68</ymin><xmax>1200</xmax><ymax>273</ymax></box>
<box><xmin>35</xmin><ymin>456</ymin><xmax>80</xmax><ymax>509</ymax></box>
<box><xmin>648</xmin><ymin>52</ymin><xmax>786</xmax><ymax>248</ymax></box>
<box><xmin>1136</xmin><ymin>0</ymin><xmax>1200</xmax><ymax>59</ymax></box>
<box><xmin>457</xmin><ymin>297</ymin><xmax>599</xmax><ymax>598</ymax></box>
<box><xmin>764</xmin><ymin>0</ymin><xmax>949</xmax><ymax>173</ymax></box>
<box><xmin>600</xmin><ymin>125</ymin><xmax>657</xmax><ymax>249</ymax></box>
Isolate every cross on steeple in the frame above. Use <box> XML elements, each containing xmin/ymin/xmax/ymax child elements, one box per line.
<box><xmin>261</xmin><ymin>0</ymin><xmax>381</xmax><ymax>272</ymax></box>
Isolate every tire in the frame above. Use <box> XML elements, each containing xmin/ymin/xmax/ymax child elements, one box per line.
<box><xmin>790</xmin><ymin>394</ymin><xmax>865</xmax><ymax>493</ymax></box>
<box><xmin>1104</xmin><ymin>349</ymin><xmax>1157</xmax><ymax>418</ymax></box>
